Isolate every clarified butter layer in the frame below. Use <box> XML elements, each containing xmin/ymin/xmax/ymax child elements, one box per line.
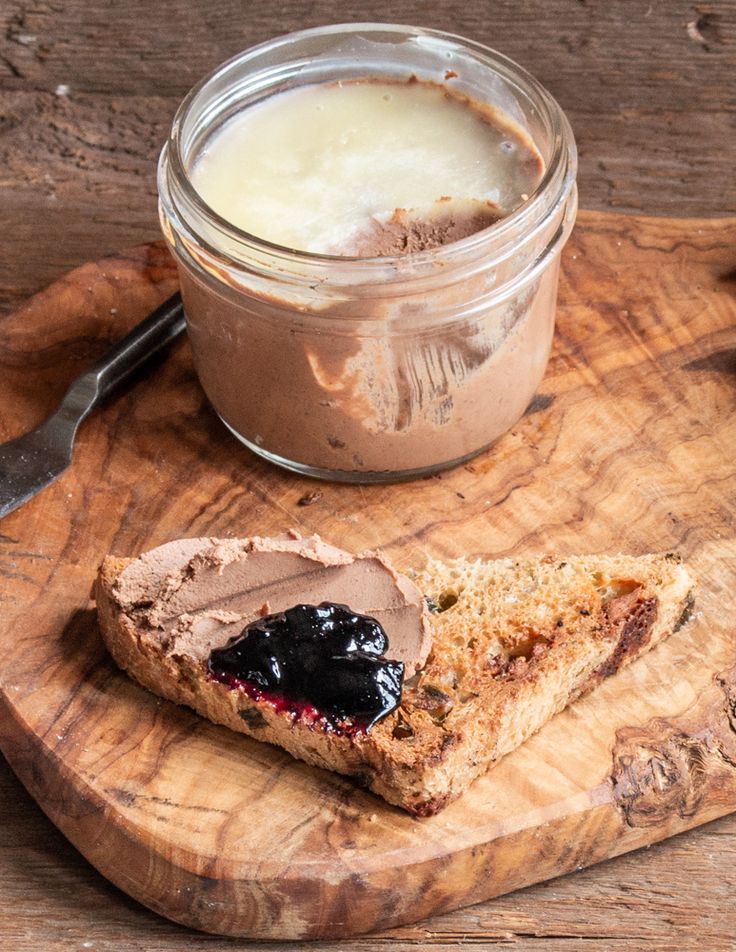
<box><xmin>189</xmin><ymin>79</ymin><xmax>544</xmax><ymax>256</ymax></box>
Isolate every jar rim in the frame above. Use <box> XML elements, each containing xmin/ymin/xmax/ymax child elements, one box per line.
<box><xmin>160</xmin><ymin>22</ymin><xmax>577</xmax><ymax>276</ymax></box>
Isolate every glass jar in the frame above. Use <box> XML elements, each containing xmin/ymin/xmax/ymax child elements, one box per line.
<box><xmin>158</xmin><ymin>23</ymin><xmax>577</xmax><ymax>482</ymax></box>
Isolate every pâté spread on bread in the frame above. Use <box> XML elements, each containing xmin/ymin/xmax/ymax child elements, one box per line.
<box><xmin>104</xmin><ymin>532</ymin><xmax>431</xmax><ymax>734</ymax></box>
<box><xmin>96</xmin><ymin>532</ymin><xmax>694</xmax><ymax>815</ymax></box>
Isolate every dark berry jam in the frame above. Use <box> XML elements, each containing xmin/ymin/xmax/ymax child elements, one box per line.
<box><xmin>207</xmin><ymin>602</ymin><xmax>404</xmax><ymax>734</ymax></box>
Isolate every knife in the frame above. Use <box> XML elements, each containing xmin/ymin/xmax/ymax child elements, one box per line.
<box><xmin>0</xmin><ymin>292</ymin><xmax>185</xmax><ymax>520</ymax></box>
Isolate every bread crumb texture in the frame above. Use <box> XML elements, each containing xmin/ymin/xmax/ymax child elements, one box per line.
<box><xmin>366</xmin><ymin>553</ymin><xmax>693</xmax><ymax>812</ymax></box>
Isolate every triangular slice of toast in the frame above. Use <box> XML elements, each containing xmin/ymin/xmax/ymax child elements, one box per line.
<box><xmin>94</xmin><ymin>540</ymin><xmax>694</xmax><ymax>815</ymax></box>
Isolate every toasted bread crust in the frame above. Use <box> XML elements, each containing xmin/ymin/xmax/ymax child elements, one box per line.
<box><xmin>94</xmin><ymin>548</ymin><xmax>694</xmax><ymax>815</ymax></box>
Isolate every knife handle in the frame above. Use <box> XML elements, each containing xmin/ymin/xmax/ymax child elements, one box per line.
<box><xmin>91</xmin><ymin>292</ymin><xmax>186</xmax><ymax>404</ymax></box>
<box><xmin>60</xmin><ymin>293</ymin><xmax>186</xmax><ymax>423</ymax></box>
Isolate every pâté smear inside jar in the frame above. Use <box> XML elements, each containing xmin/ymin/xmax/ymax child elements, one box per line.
<box><xmin>158</xmin><ymin>23</ymin><xmax>578</xmax><ymax>482</ymax></box>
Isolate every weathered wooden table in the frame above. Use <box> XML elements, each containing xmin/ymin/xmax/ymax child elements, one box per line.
<box><xmin>1</xmin><ymin>2</ymin><xmax>735</xmax><ymax>949</ymax></box>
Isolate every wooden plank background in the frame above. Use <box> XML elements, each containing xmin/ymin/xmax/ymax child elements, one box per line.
<box><xmin>1</xmin><ymin>1</ymin><xmax>735</xmax><ymax>949</ymax></box>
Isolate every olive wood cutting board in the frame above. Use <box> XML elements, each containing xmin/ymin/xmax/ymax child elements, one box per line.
<box><xmin>1</xmin><ymin>210</ymin><xmax>735</xmax><ymax>940</ymax></box>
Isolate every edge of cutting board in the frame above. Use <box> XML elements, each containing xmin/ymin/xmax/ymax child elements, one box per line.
<box><xmin>1</xmin><ymin>210</ymin><xmax>735</xmax><ymax>938</ymax></box>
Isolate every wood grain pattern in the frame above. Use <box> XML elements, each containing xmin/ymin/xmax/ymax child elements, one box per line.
<box><xmin>2</xmin><ymin>2</ymin><xmax>736</xmax><ymax>945</ymax></box>
<box><xmin>2</xmin><ymin>766</ymin><xmax>735</xmax><ymax>952</ymax></box>
<box><xmin>0</xmin><ymin>211</ymin><xmax>735</xmax><ymax>939</ymax></box>
<box><xmin>1</xmin><ymin>0</ymin><xmax>735</xmax><ymax>316</ymax></box>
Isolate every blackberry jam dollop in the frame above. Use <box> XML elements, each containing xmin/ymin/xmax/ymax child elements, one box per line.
<box><xmin>207</xmin><ymin>602</ymin><xmax>404</xmax><ymax>732</ymax></box>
